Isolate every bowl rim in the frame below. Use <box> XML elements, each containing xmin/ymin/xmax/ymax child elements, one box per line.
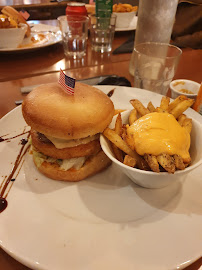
<box><xmin>0</xmin><ymin>23</ymin><xmax>27</xmax><ymax>30</ymax></box>
<box><xmin>100</xmin><ymin>110</ymin><xmax>202</xmax><ymax>176</ymax></box>
<box><xmin>170</xmin><ymin>79</ymin><xmax>200</xmax><ymax>96</ymax></box>
<box><xmin>113</xmin><ymin>11</ymin><xmax>137</xmax><ymax>14</ymax></box>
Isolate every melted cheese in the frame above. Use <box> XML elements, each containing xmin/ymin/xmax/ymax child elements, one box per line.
<box><xmin>127</xmin><ymin>112</ymin><xmax>190</xmax><ymax>160</ymax></box>
<box><xmin>45</xmin><ymin>134</ymin><xmax>99</xmax><ymax>149</ymax></box>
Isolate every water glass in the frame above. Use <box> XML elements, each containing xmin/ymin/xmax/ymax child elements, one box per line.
<box><xmin>129</xmin><ymin>0</ymin><xmax>178</xmax><ymax>75</ymax></box>
<box><xmin>134</xmin><ymin>42</ymin><xmax>182</xmax><ymax>95</ymax></box>
<box><xmin>58</xmin><ymin>15</ymin><xmax>89</xmax><ymax>59</ymax></box>
<box><xmin>89</xmin><ymin>14</ymin><xmax>116</xmax><ymax>53</ymax></box>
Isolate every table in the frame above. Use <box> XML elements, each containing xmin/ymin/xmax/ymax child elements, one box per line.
<box><xmin>0</xmin><ymin>19</ymin><xmax>201</xmax><ymax>270</ymax></box>
<box><xmin>0</xmin><ymin>0</ymin><xmax>68</xmax><ymax>19</ymax></box>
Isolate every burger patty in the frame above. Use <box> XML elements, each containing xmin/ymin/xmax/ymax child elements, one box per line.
<box><xmin>37</xmin><ymin>132</ymin><xmax>52</xmax><ymax>144</ymax></box>
<box><xmin>31</xmin><ymin>129</ymin><xmax>101</xmax><ymax>159</ymax></box>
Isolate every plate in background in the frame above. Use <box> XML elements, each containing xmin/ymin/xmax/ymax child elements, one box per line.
<box><xmin>0</xmin><ymin>24</ymin><xmax>62</xmax><ymax>53</ymax></box>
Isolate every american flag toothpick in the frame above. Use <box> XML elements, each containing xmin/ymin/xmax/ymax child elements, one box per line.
<box><xmin>19</xmin><ymin>10</ymin><xmax>30</xmax><ymax>20</ymax></box>
<box><xmin>58</xmin><ymin>69</ymin><xmax>75</xmax><ymax>95</ymax></box>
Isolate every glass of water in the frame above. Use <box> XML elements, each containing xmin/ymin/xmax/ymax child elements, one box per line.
<box><xmin>134</xmin><ymin>42</ymin><xmax>182</xmax><ymax>95</ymax></box>
<box><xmin>89</xmin><ymin>14</ymin><xmax>116</xmax><ymax>53</ymax></box>
<box><xmin>129</xmin><ymin>0</ymin><xmax>179</xmax><ymax>76</ymax></box>
<box><xmin>58</xmin><ymin>15</ymin><xmax>89</xmax><ymax>59</ymax></box>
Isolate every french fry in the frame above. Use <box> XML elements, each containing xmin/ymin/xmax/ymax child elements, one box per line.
<box><xmin>157</xmin><ymin>153</ymin><xmax>175</xmax><ymax>174</ymax></box>
<box><xmin>184</xmin><ymin>161</ymin><xmax>191</xmax><ymax>168</ymax></box>
<box><xmin>122</xmin><ymin>4</ymin><xmax>133</xmax><ymax>9</ymax></box>
<box><xmin>112</xmin><ymin>144</ymin><xmax>123</xmax><ymax>162</ymax></box>
<box><xmin>174</xmin><ymin>155</ymin><xmax>185</xmax><ymax>170</ymax></box>
<box><xmin>123</xmin><ymin>155</ymin><xmax>137</xmax><ymax>167</ymax></box>
<box><xmin>183</xmin><ymin>156</ymin><xmax>191</xmax><ymax>164</ymax></box>
<box><xmin>121</xmin><ymin>124</ymin><xmax>127</xmax><ymax>140</ymax></box>
<box><xmin>113</xmin><ymin>3</ymin><xmax>117</xmax><ymax>12</ymax></box>
<box><xmin>129</xmin><ymin>108</ymin><xmax>137</xmax><ymax>125</ymax></box>
<box><xmin>171</xmin><ymin>99</ymin><xmax>194</xmax><ymax>118</ymax></box>
<box><xmin>130</xmin><ymin>99</ymin><xmax>150</xmax><ymax>116</ymax></box>
<box><xmin>115</xmin><ymin>113</ymin><xmax>122</xmax><ymax>135</ymax></box>
<box><xmin>131</xmin><ymin>6</ymin><xmax>138</xmax><ymax>11</ymax></box>
<box><xmin>123</xmin><ymin>133</ymin><xmax>150</xmax><ymax>171</ymax></box>
<box><xmin>144</xmin><ymin>154</ymin><xmax>160</xmax><ymax>173</ymax></box>
<box><xmin>160</xmin><ymin>96</ymin><xmax>170</xmax><ymax>111</ymax></box>
<box><xmin>182</xmin><ymin>118</ymin><xmax>192</xmax><ymax>134</ymax></box>
<box><xmin>113</xmin><ymin>3</ymin><xmax>137</xmax><ymax>12</ymax></box>
<box><xmin>147</xmin><ymin>101</ymin><xmax>155</xmax><ymax>112</ymax></box>
<box><xmin>103</xmin><ymin>128</ymin><xmax>138</xmax><ymax>159</ymax></box>
<box><xmin>112</xmin><ymin>113</ymin><xmax>124</xmax><ymax>162</ymax></box>
<box><xmin>167</xmin><ymin>95</ymin><xmax>188</xmax><ymax>112</ymax></box>
<box><xmin>155</xmin><ymin>107</ymin><xmax>166</xmax><ymax>113</ymax></box>
<box><xmin>177</xmin><ymin>114</ymin><xmax>187</xmax><ymax>125</ymax></box>
<box><xmin>115</xmin><ymin>5</ymin><xmax>121</xmax><ymax>12</ymax></box>
<box><xmin>114</xmin><ymin>109</ymin><xmax>125</xmax><ymax>115</ymax></box>
<box><xmin>103</xmin><ymin>128</ymin><xmax>149</xmax><ymax>170</ymax></box>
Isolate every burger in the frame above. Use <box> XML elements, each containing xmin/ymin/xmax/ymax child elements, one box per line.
<box><xmin>22</xmin><ymin>82</ymin><xmax>114</xmax><ymax>181</ymax></box>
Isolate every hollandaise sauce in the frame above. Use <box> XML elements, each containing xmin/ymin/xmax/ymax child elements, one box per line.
<box><xmin>127</xmin><ymin>112</ymin><xmax>191</xmax><ymax>161</ymax></box>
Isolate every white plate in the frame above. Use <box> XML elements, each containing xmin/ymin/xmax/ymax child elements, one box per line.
<box><xmin>0</xmin><ymin>24</ymin><xmax>61</xmax><ymax>53</ymax></box>
<box><xmin>115</xmin><ymin>16</ymin><xmax>137</xmax><ymax>31</ymax></box>
<box><xmin>0</xmin><ymin>86</ymin><xmax>202</xmax><ymax>270</ymax></box>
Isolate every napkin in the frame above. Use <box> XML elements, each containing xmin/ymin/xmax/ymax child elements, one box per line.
<box><xmin>98</xmin><ymin>75</ymin><xmax>131</xmax><ymax>87</ymax></box>
<box><xmin>113</xmin><ymin>32</ymin><xmax>135</xmax><ymax>54</ymax></box>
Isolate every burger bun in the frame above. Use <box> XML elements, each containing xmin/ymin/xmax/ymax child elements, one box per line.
<box><xmin>34</xmin><ymin>150</ymin><xmax>112</xmax><ymax>182</ymax></box>
<box><xmin>22</xmin><ymin>82</ymin><xmax>114</xmax><ymax>140</ymax></box>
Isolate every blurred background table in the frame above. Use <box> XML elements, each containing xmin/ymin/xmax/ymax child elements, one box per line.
<box><xmin>0</xmin><ymin>18</ymin><xmax>201</xmax><ymax>270</ymax></box>
<box><xmin>0</xmin><ymin>0</ymin><xmax>68</xmax><ymax>19</ymax></box>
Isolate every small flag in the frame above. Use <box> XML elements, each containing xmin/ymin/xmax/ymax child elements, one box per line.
<box><xmin>58</xmin><ymin>69</ymin><xmax>75</xmax><ymax>95</ymax></box>
<box><xmin>19</xmin><ymin>10</ymin><xmax>30</xmax><ymax>20</ymax></box>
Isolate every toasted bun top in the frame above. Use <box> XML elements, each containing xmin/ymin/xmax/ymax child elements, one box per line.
<box><xmin>22</xmin><ymin>82</ymin><xmax>114</xmax><ymax>140</ymax></box>
<box><xmin>1</xmin><ymin>6</ymin><xmax>31</xmax><ymax>36</ymax></box>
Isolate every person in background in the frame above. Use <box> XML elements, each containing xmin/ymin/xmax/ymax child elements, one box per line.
<box><xmin>171</xmin><ymin>0</ymin><xmax>202</xmax><ymax>49</ymax></box>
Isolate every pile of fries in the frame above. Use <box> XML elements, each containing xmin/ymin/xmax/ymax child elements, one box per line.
<box><xmin>0</xmin><ymin>15</ymin><xmax>18</xmax><ymax>28</ymax></box>
<box><xmin>103</xmin><ymin>95</ymin><xmax>194</xmax><ymax>174</ymax></box>
<box><xmin>113</xmin><ymin>3</ymin><xmax>138</xmax><ymax>13</ymax></box>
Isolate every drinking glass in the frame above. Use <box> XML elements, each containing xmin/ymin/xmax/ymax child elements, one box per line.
<box><xmin>134</xmin><ymin>42</ymin><xmax>182</xmax><ymax>95</ymax></box>
<box><xmin>58</xmin><ymin>15</ymin><xmax>89</xmax><ymax>59</ymax></box>
<box><xmin>89</xmin><ymin>14</ymin><xmax>116</xmax><ymax>53</ymax></box>
<box><xmin>129</xmin><ymin>0</ymin><xmax>178</xmax><ymax>75</ymax></box>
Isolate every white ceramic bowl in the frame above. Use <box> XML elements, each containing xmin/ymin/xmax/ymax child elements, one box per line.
<box><xmin>100</xmin><ymin>110</ymin><xmax>202</xmax><ymax>189</ymax></box>
<box><xmin>0</xmin><ymin>23</ymin><xmax>27</xmax><ymax>49</ymax></box>
<box><xmin>113</xmin><ymin>11</ymin><xmax>136</xmax><ymax>28</ymax></box>
<box><xmin>170</xmin><ymin>79</ymin><xmax>200</xmax><ymax>100</ymax></box>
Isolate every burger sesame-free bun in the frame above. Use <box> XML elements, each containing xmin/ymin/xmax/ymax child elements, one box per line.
<box><xmin>34</xmin><ymin>150</ymin><xmax>112</xmax><ymax>182</ymax></box>
<box><xmin>31</xmin><ymin>129</ymin><xmax>101</xmax><ymax>159</ymax></box>
<box><xmin>1</xmin><ymin>6</ymin><xmax>31</xmax><ymax>36</ymax></box>
<box><xmin>22</xmin><ymin>82</ymin><xmax>114</xmax><ymax>140</ymax></box>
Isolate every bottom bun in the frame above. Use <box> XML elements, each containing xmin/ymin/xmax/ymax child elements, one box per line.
<box><xmin>33</xmin><ymin>150</ymin><xmax>111</xmax><ymax>182</ymax></box>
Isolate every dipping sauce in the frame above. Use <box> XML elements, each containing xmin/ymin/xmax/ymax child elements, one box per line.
<box><xmin>173</xmin><ymin>81</ymin><xmax>185</xmax><ymax>87</ymax></box>
<box><xmin>179</xmin><ymin>89</ymin><xmax>194</xmax><ymax>94</ymax></box>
